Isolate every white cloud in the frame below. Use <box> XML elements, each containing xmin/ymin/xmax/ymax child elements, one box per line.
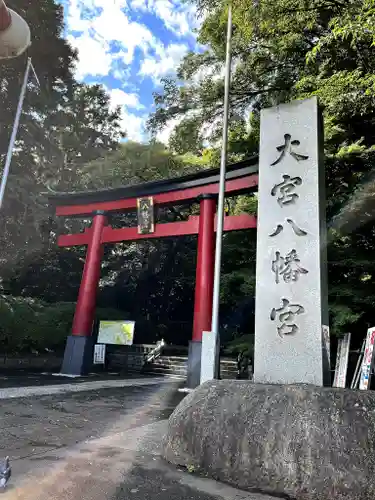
<box><xmin>122</xmin><ymin>112</ymin><xmax>147</xmax><ymax>142</ymax></box>
<box><xmin>109</xmin><ymin>88</ymin><xmax>144</xmax><ymax>111</ymax></box>
<box><xmin>65</xmin><ymin>0</ymin><xmax>90</xmax><ymax>32</ymax></box>
<box><xmin>192</xmin><ymin>63</ymin><xmax>225</xmax><ymax>84</ymax></box>
<box><xmin>65</xmin><ymin>0</ymin><xmax>161</xmax><ymax>79</ymax></box>
<box><xmin>131</xmin><ymin>0</ymin><xmax>198</xmax><ymax>38</ymax></box>
<box><xmin>104</xmin><ymin>87</ymin><xmax>147</xmax><ymax>141</ymax></box>
<box><xmin>91</xmin><ymin>4</ymin><xmax>157</xmax><ymax>63</ymax></box>
<box><xmin>111</xmin><ymin>64</ymin><xmax>131</xmax><ymax>83</ymax></box>
<box><xmin>67</xmin><ymin>32</ymin><xmax>112</xmax><ymax>79</ymax></box>
<box><xmin>139</xmin><ymin>43</ymin><xmax>188</xmax><ymax>83</ymax></box>
<box><xmin>156</xmin><ymin>116</ymin><xmax>183</xmax><ymax>145</ymax></box>
<box><xmin>62</xmin><ymin>0</ymin><xmax>201</xmax><ymax>144</ymax></box>
<box><xmin>156</xmin><ymin>108</ymin><xmax>213</xmax><ymax>147</ymax></box>
<box><xmin>64</xmin><ymin>0</ymin><xmax>201</xmax><ymax>82</ymax></box>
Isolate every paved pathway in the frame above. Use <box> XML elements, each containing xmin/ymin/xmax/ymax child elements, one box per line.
<box><xmin>0</xmin><ymin>376</ymin><xmax>181</xmax><ymax>399</ymax></box>
<box><xmin>0</xmin><ymin>382</ymin><xmax>183</xmax><ymax>464</ymax></box>
<box><xmin>0</xmin><ymin>371</ymin><xmax>155</xmax><ymax>389</ymax></box>
<box><xmin>0</xmin><ymin>378</ymin><xmax>279</xmax><ymax>500</ymax></box>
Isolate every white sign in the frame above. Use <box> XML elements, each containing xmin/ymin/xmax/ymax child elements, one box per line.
<box><xmin>93</xmin><ymin>344</ymin><xmax>106</xmax><ymax>364</ymax></box>
<box><xmin>254</xmin><ymin>97</ymin><xmax>329</xmax><ymax>386</ymax></box>
<box><xmin>359</xmin><ymin>327</ymin><xmax>375</xmax><ymax>390</ymax></box>
<box><xmin>333</xmin><ymin>333</ymin><xmax>351</xmax><ymax>388</ymax></box>
<box><xmin>200</xmin><ymin>331</ymin><xmax>219</xmax><ymax>384</ymax></box>
<box><xmin>97</xmin><ymin>320</ymin><xmax>135</xmax><ymax>345</ymax></box>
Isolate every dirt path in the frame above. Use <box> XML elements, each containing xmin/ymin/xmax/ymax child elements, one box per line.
<box><xmin>0</xmin><ymin>379</ymin><xmax>279</xmax><ymax>500</ymax></box>
<box><xmin>0</xmin><ymin>382</ymin><xmax>183</xmax><ymax>474</ymax></box>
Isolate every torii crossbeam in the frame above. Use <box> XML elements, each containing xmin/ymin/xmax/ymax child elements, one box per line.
<box><xmin>48</xmin><ymin>157</ymin><xmax>259</xmax><ymax>387</ymax></box>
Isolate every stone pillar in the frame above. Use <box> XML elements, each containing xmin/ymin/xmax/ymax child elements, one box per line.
<box><xmin>254</xmin><ymin>97</ymin><xmax>330</xmax><ymax>386</ymax></box>
<box><xmin>61</xmin><ymin>210</ymin><xmax>107</xmax><ymax>376</ymax></box>
<box><xmin>187</xmin><ymin>194</ymin><xmax>216</xmax><ymax>388</ymax></box>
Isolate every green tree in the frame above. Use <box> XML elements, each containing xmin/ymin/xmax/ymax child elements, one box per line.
<box><xmin>148</xmin><ymin>0</ymin><xmax>375</xmax><ymax>338</ymax></box>
<box><xmin>79</xmin><ymin>141</ymin><xmax>199</xmax><ymax>190</ymax></box>
<box><xmin>2</xmin><ymin>140</ymin><xmax>205</xmax><ymax>345</ymax></box>
<box><xmin>169</xmin><ymin>117</ymin><xmax>204</xmax><ymax>155</ymax></box>
<box><xmin>0</xmin><ymin>1</ymin><xmax>124</xmax><ymax>275</ymax></box>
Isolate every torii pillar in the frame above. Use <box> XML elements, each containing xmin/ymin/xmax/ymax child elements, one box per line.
<box><xmin>61</xmin><ymin>210</ymin><xmax>107</xmax><ymax>375</ymax></box>
<box><xmin>187</xmin><ymin>194</ymin><xmax>217</xmax><ymax>388</ymax></box>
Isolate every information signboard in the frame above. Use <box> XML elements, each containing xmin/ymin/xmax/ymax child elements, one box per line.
<box><xmin>97</xmin><ymin>320</ymin><xmax>135</xmax><ymax>346</ymax></box>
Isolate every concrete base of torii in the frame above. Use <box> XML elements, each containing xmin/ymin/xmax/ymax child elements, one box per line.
<box><xmin>61</xmin><ymin>335</ymin><xmax>94</xmax><ymax>376</ymax></box>
<box><xmin>187</xmin><ymin>341</ymin><xmax>202</xmax><ymax>389</ymax></box>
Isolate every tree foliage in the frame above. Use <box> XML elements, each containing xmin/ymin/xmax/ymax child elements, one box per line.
<box><xmin>0</xmin><ymin>0</ymin><xmax>124</xmax><ymax>274</ymax></box>
<box><xmin>147</xmin><ymin>0</ymin><xmax>375</xmax><ymax>339</ymax></box>
<box><xmin>1</xmin><ymin>140</ymin><xmax>204</xmax><ymax>347</ymax></box>
<box><xmin>79</xmin><ymin>141</ymin><xmax>203</xmax><ymax>190</ymax></box>
<box><xmin>4</xmin><ymin>0</ymin><xmax>375</xmax><ymax>357</ymax></box>
<box><xmin>0</xmin><ymin>295</ymin><xmax>128</xmax><ymax>354</ymax></box>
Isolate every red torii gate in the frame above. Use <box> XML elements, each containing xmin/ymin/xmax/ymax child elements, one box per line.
<box><xmin>48</xmin><ymin>157</ymin><xmax>259</xmax><ymax>387</ymax></box>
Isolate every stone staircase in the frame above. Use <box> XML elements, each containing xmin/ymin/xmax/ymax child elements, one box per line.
<box><xmin>143</xmin><ymin>354</ymin><xmax>238</xmax><ymax>380</ymax></box>
<box><xmin>220</xmin><ymin>358</ymin><xmax>239</xmax><ymax>379</ymax></box>
<box><xmin>106</xmin><ymin>343</ymin><xmax>239</xmax><ymax>380</ymax></box>
<box><xmin>143</xmin><ymin>355</ymin><xmax>187</xmax><ymax>379</ymax></box>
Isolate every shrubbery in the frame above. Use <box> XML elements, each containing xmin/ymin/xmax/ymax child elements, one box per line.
<box><xmin>224</xmin><ymin>334</ymin><xmax>254</xmax><ymax>359</ymax></box>
<box><xmin>0</xmin><ymin>295</ymin><xmax>126</xmax><ymax>355</ymax></box>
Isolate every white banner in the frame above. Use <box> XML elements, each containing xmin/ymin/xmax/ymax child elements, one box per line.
<box><xmin>93</xmin><ymin>344</ymin><xmax>106</xmax><ymax>364</ymax></box>
<box><xmin>333</xmin><ymin>333</ymin><xmax>351</xmax><ymax>388</ymax></box>
<box><xmin>359</xmin><ymin>327</ymin><xmax>375</xmax><ymax>390</ymax></box>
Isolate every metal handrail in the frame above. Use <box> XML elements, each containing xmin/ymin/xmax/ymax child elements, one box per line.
<box><xmin>144</xmin><ymin>339</ymin><xmax>165</xmax><ymax>364</ymax></box>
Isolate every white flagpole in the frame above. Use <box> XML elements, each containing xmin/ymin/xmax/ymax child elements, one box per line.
<box><xmin>0</xmin><ymin>57</ymin><xmax>32</xmax><ymax>210</ymax></box>
<box><xmin>210</xmin><ymin>3</ymin><xmax>233</xmax><ymax>376</ymax></box>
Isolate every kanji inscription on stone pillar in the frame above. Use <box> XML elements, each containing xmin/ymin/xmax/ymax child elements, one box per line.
<box><xmin>254</xmin><ymin>97</ymin><xmax>330</xmax><ymax>386</ymax></box>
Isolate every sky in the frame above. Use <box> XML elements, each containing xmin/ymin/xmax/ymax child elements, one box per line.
<box><xmin>59</xmin><ymin>0</ymin><xmax>201</xmax><ymax>143</ymax></box>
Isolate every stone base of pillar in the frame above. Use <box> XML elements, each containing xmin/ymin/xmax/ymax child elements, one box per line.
<box><xmin>61</xmin><ymin>335</ymin><xmax>94</xmax><ymax>376</ymax></box>
<box><xmin>187</xmin><ymin>340</ymin><xmax>202</xmax><ymax>389</ymax></box>
<box><xmin>201</xmin><ymin>331</ymin><xmax>221</xmax><ymax>384</ymax></box>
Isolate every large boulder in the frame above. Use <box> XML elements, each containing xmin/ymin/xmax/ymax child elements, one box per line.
<box><xmin>163</xmin><ymin>381</ymin><xmax>375</xmax><ymax>499</ymax></box>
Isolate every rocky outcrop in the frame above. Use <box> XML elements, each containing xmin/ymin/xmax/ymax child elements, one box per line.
<box><xmin>164</xmin><ymin>381</ymin><xmax>375</xmax><ymax>499</ymax></box>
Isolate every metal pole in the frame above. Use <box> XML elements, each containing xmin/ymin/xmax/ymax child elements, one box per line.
<box><xmin>210</xmin><ymin>5</ymin><xmax>233</xmax><ymax>351</ymax></box>
<box><xmin>30</xmin><ymin>60</ymin><xmax>41</xmax><ymax>88</ymax></box>
<box><xmin>0</xmin><ymin>57</ymin><xmax>32</xmax><ymax>210</ymax></box>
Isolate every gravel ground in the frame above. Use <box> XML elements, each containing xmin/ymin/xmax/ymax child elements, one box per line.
<box><xmin>0</xmin><ymin>376</ymin><xmax>180</xmax><ymax>400</ymax></box>
<box><xmin>0</xmin><ymin>371</ymin><xmax>154</xmax><ymax>389</ymax></box>
<box><xmin>0</xmin><ymin>383</ymin><xmax>183</xmax><ymax>466</ymax></box>
<box><xmin>0</xmin><ymin>379</ymin><xmax>279</xmax><ymax>500</ymax></box>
